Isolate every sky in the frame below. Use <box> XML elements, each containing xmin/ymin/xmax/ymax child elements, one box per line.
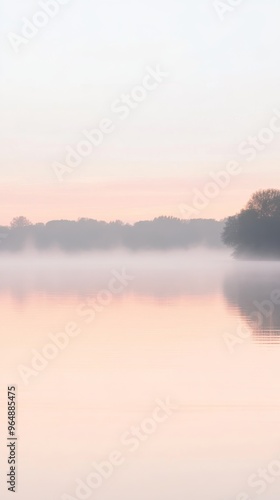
<box><xmin>0</xmin><ymin>0</ymin><xmax>280</xmax><ymax>224</ymax></box>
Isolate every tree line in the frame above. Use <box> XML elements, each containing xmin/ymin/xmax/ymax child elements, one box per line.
<box><xmin>0</xmin><ymin>216</ymin><xmax>223</xmax><ymax>252</ymax></box>
<box><xmin>2</xmin><ymin>190</ymin><xmax>278</xmax><ymax>257</ymax></box>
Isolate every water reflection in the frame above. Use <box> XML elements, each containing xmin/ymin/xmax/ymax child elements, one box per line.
<box><xmin>3</xmin><ymin>252</ymin><xmax>280</xmax><ymax>346</ymax></box>
<box><xmin>223</xmin><ymin>262</ymin><xmax>280</xmax><ymax>343</ymax></box>
<box><xmin>1</xmin><ymin>253</ymin><xmax>280</xmax><ymax>500</ymax></box>
<box><xmin>0</xmin><ymin>251</ymin><xmax>229</xmax><ymax>300</ymax></box>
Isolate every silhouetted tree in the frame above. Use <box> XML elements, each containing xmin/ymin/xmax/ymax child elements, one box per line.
<box><xmin>10</xmin><ymin>216</ymin><xmax>31</xmax><ymax>228</ymax></box>
<box><xmin>223</xmin><ymin>189</ymin><xmax>280</xmax><ymax>259</ymax></box>
<box><xmin>246</xmin><ymin>189</ymin><xmax>280</xmax><ymax>217</ymax></box>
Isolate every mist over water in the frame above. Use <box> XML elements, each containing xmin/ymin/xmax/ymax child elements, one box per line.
<box><xmin>2</xmin><ymin>250</ymin><xmax>280</xmax><ymax>500</ymax></box>
<box><xmin>0</xmin><ymin>248</ymin><xmax>231</xmax><ymax>298</ymax></box>
<box><xmin>2</xmin><ymin>250</ymin><xmax>280</xmax><ymax>340</ymax></box>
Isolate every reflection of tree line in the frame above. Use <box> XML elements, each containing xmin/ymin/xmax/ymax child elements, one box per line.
<box><xmin>224</xmin><ymin>267</ymin><xmax>280</xmax><ymax>341</ymax></box>
<box><xmin>0</xmin><ymin>263</ymin><xmax>223</xmax><ymax>299</ymax></box>
<box><xmin>0</xmin><ymin>216</ymin><xmax>223</xmax><ymax>252</ymax></box>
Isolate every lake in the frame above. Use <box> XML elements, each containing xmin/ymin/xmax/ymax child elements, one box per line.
<box><xmin>1</xmin><ymin>250</ymin><xmax>280</xmax><ymax>500</ymax></box>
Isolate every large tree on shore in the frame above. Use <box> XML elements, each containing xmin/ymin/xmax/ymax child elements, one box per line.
<box><xmin>223</xmin><ymin>189</ymin><xmax>280</xmax><ymax>258</ymax></box>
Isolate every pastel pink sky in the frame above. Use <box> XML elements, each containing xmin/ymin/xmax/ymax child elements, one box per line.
<box><xmin>0</xmin><ymin>172</ymin><xmax>276</xmax><ymax>225</ymax></box>
<box><xmin>1</xmin><ymin>0</ymin><xmax>280</xmax><ymax>224</ymax></box>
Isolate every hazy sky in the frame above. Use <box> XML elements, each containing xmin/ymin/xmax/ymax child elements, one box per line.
<box><xmin>1</xmin><ymin>0</ymin><xmax>280</xmax><ymax>223</ymax></box>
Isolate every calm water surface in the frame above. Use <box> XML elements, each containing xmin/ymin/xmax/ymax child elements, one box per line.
<box><xmin>1</xmin><ymin>251</ymin><xmax>280</xmax><ymax>500</ymax></box>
